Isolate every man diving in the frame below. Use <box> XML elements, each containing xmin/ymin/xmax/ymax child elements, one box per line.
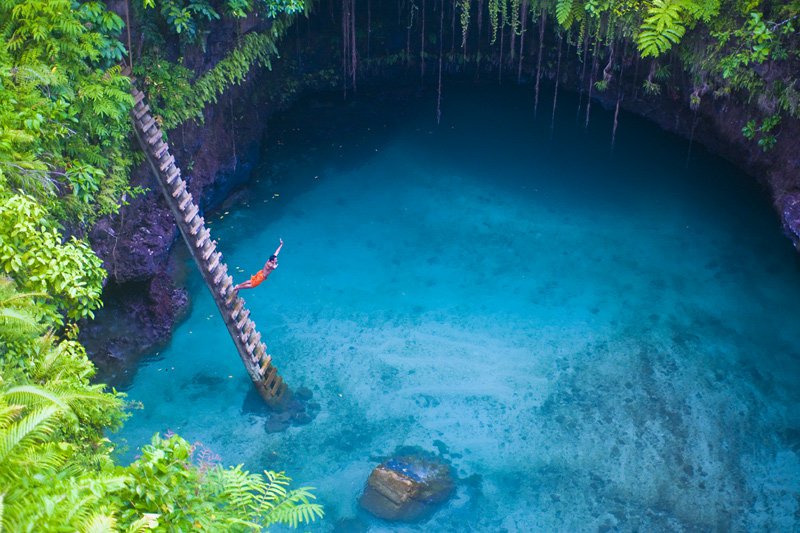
<box><xmin>233</xmin><ymin>238</ymin><xmax>283</xmax><ymax>292</ymax></box>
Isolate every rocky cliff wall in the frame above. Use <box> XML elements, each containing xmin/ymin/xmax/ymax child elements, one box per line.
<box><xmin>81</xmin><ymin>18</ymin><xmax>800</xmax><ymax>383</ymax></box>
<box><xmin>81</xmin><ymin>13</ymin><xmax>280</xmax><ymax>383</ymax></box>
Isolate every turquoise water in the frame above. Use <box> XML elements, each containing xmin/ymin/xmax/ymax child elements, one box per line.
<box><xmin>113</xmin><ymin>84</ymin><xmax>800</xmax><ymax>531</ymax></box>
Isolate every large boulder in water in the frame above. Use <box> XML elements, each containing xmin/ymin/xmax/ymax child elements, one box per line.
<box><xmin>359</xmin><ymin>456</ymin><xmax>454</xmax><ymax>521</ymax></box>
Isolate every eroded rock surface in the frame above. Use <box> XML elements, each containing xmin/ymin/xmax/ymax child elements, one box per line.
<box><xmin>360</xmin><ymin>456</ymin><xmax>454</xmax><ymax>521</ymax></box>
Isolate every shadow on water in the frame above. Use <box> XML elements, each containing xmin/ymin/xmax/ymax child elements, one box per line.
<box><xmin>241</xmin><ymin>386</ymin><xmax>321</xmax><ymax>433</ymax></box>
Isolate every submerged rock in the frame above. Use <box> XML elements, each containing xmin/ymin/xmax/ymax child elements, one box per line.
<box><xmin>241</xmin><ymin>385</ymin><xmax>321</xmax><ymax>433</ymax></box>
<box><xmin>360</xmin><ymin>456</ymin><xmax>454</xmax><ymax>521</ymax></box>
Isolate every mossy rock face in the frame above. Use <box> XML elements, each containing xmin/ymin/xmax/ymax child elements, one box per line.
<box><xmin>359</xmin><ymin>456</ymin><xmax>454</xmax><ymax>521</ymax></box>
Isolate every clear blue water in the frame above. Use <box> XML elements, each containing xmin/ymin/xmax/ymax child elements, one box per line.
<box><xmin>112</xmin><ymin>84</ymin><xmax>800</xmax><ymax>531</ymax></box>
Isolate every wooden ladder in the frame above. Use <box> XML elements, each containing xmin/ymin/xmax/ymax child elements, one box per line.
<box><xmin>129</xmin><ymin>87</ymin><xmax>287</xmax><ymax>405</ymax></box>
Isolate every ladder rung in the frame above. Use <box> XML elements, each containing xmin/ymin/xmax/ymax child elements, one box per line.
<box><xmin>269</xmin><ymin>378</ymin><xmax>285</xmax><ymax>397</ymax></box>
<box><xmin>246</xmin><ymin>338</ymin><xmax>257</xmax><ymax>354</ymax></box>
<box><xmin>195</xmin><ymin>233</ymin><xmax>209</xmax><ymax>251</ymax></box>
<box><xmin>223</xmin><ymin>288</ymin><xmax>237</xmax><ymax>306</ymax></box>
<box><xmin>146</xmin><ymin>128</ymin><xmax>161</xmax><ymax>145</ymax></box>
<box><xmin>183</xmin><ymin>205</ymin><xmax>198</xmax><ymax>223</ymax></box>
<box><xmin>242</xmin><ymin>333</ymin><xmax>257</xmax><ymax>353</ymax></box>
<box><xmin>154</xmin><ymin>142</ymin><xmax>169</xmax><ymax>159</ymax></box>
<box><xmin>171</xmin><ymin>180</ymin><xmax>186</xmax><ymax>198</ymax></box>
<box><xmin>236</xmin><ymin>311</ymin><xmax>250</xmax><ymax>331</ymax></box>
<box><xmin>253</xmin><ymin>342</ymin><xmax>266</xmax><ymax>358</ymax></box>
<box><xmin>201</xmin><ymin>240</ymin><xmax>215</xmax><ymax>260</ymax></box>
<box><xmin>159</xmin><ymin>154</ymin><xmax>175</xmax><ymax>173</ymax></box>
<box><xmin>133</xmin><ymin>104</ymin><xmax>151</xmax><ymax>120</ymax></box>
<box><xmin>244</xmin><ymin>319</ymin><xmax>255</xmax><ymax>335</ymax></box>
<box><xmin>133</xmin><ymin>90</ymin><xmax>145</xmax><ymax>105</ymax></box>
<box><xmin>230</xmin><ymin>298</ymin><xmax>244</xmax><ymax>319</ymax></box>
<box><xmin>166</xmin><ymin>167</ymin><xmax>180</xmax><ymax>185</ymax></box>
<box><xmin>178</xmin><ymin>192</ymin><xmax>193</xmax><ymax>211</ymax></box>
<box><xmin>249</xmin><ymin>331</ymin><xmax>261</xmax><ymax>348</ymax></box>
<box><xmin>263</xmin><ymin>366</ymin><xmax>278</xmax><ymax>388</ymax></box>
<box><xmin>259</xmin><ymin>356</ymin><xmax>272</xmax><ymax>375</ymax></box>
<box><xmin>140</xmin><ymin>116</ymin><xmax>155</xmax><ymax>133</ymax></box>
<box><xmin>251</xmin><ymin>340</ymin><xmax>264</xmax><ymax>360</ymax></box>
<box><xmin>207</xmin><ymin>252</ymin><xmax>221</xmax><ymax>272</ymax></box>
<box><xmin>222</xmin><ymin>278</ymin><xmax>235</xmax><ymax>301</ymax></box>
<box><xmin>188</xmin><ymin>217</ymin><xmax>203</xmax><ymax>236</ymax></box>
<box><xmin>213</xmin><ymin>264</ymin><xmax>228</xmax><ymax>285</ymax></box>
<box><xmin>194</xmin><ymin>227</ymin><xmax>209</xmax><ymax>244</ymax></box>
<box><xmin>255</xmin><ymin>341</ymin><xmax>266</xmax><ymax>358</ymax></box>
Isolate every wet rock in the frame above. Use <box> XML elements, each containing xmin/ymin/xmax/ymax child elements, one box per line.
<box><xmin>292</xmin><ymin>411</ymin><xmax>312</xmax><ymax>425</ymax></box>
<box><xmin>80</xmin><ymin>275</ymin><xmax>188</xmax><ymax>386</ymax></box>
<box><xmin>294</xmin><ymin>386</ymin><xmax>314</xmax><ymax>401</ymax></box>
<box><xmin>780</xmin><ymin>191</ymin><xmax>800</xmax><ymax>250</ymax></box>
<box><xmin>360</xmin><ymin>456</ymin><xmax>454</xmax><ymax>521</ymax></box>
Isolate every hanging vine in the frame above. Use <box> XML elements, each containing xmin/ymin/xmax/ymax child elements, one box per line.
<box><xmin>488</xmin><ymin>0</ymin><xmax>500</xmax><ymax>44</ymax></box>
<box><xmin>509</xmin><ymin>0</ymin><xmax>520</xmax><ymax>60</ymax></box>
<box><xmin>517</xmin><ymin>0</ymin><xmax>528</xmax><ymax>81</ymax></box>
<box><xmin>551</xmin><ymin>31</ymin><xmax>563</xmax><ymax>134</ymax></box>
<box><xmin>533</xmin><ymin>7</ymin><xmax>547</xmax><ymax>116</ymax></box>
<box><xmin>459</xmin><ymin>0</ymin><xmax>471</xmax><ymax>49</ymax></box>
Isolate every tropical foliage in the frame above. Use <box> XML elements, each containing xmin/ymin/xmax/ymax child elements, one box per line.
<box><xmin>1</xmin><ymin>0</ymin><xmax>322</xmax><ymax>531</ymax></box>
<box><xmin>142</xmin><ymin>0</ymin><xmax>305</xmax><ymax>41</ymax></box>
<box><xmin>432</xmin><ymin>0</ymin><xmax>798</xmax><ymax>145</ymax></box>
<box><xmin>0</xmin><ymin>275</ymin><xmax>321</xmax><ymax>531</ymax></box>
<box><xmin>118</xmin><ymin>434</ymin><xmax>323</xmax><ymax>530</ymax></box>
<box><xmin>0</xmin><ymin>373</ymin><xmax>322</xmax><ymax>531</ymax></box>
<box><xmin>135</xmin><ymin>19</ymin><xmax>292</xmax><ymax>129</ymax></box>
<box><xmin>0</xmin><ymin>194</ymin><xmax>105</xmax><ymax>324</ymax></box>
<box><xmin>0</xmin><ymin>0</ymin><xmax>136</xmax><ymax>226</ymax></box>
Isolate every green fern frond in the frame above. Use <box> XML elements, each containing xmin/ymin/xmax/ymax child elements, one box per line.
<box><xmin>15</xmin><ymin>441</ymin><xmax>73</xmax><ymax>473</ymax></box>
<box><xmin>682</xmin><ymin>0</ymin><xmax>719</xmax><ymax>22</ymax></box>
<box><xmin>0</xmin><ymin>405</ymin><xmax>25</xmax><ymax>430</ymax></box>
<box><xmin>555</xmin><ymin>0</ymin><xmax>573</xmax><ymax>26</ymax></box>
<box><xmin>262</xmin><ymin>490</ymin><xmax>323</xmax><ymax>528</ymax></box>
<box><xmin>638</xmin><ymin>0</ymin><xmax>688</xmax><ymax>57</ymax></box>
<box><xmin>80</xmin><ymin>513</ymin><xmax>116</xmax><ymax>533</ymax></box>
<box><xmin>3</xmin><ymin>385</ymin><xmax>74</xmax><ymax>414</ymax></box>
<box><xmin>66</xmin><ymin>494</ymin><xmax>103</xmax><ymax>526</ymax></box>
<box><xmin>0</xmin><ymin>404</ymin><xmax>60</xmax><ymax>464</ymax></box>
